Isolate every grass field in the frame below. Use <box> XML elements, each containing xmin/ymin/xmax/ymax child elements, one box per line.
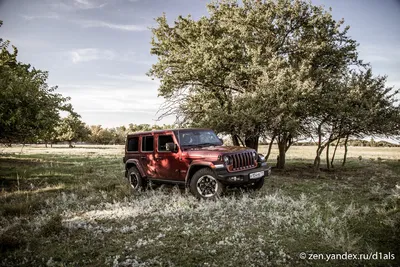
<box><xmin>1</xmin><ymin>145</ymin><xmax>399</xmax><ymax>266</ymax></box>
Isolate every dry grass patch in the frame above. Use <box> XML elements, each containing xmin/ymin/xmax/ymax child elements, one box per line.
<box><xmin>0</xmin><ymin>145</ymin><xmax>399</xmax><ymax>266</ymax></box>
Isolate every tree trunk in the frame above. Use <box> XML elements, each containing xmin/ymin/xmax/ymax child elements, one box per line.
<box><xmin>68</xmin><ymin>141</ymin><xmax>73</xmax><ymax>148</ymax></box>
<box><xmin>276</xmin><ymin>140</ymin><xmax>286</xmax><ymax>169</ymax></box>
<box><xmin>244</xmin><ymin>135</ymin><xmax>259</xmax><ymax>151</ymax></box>
<box><xmin>275</xmin><ymin>133</ymin><xmax>289</xmax><ymax>169</ymax></box>
<box><xmin>313</xmin><ymin>128</ymin><xmax>323</xmax><ymax>171</ymax></box>
<box><xmin>326</xmin><ymin>142</ymin><xmax>330</xmax><ymax>170</ymax></box>
<box><xmin>45</xmin><ymin>142</ymin><xmax>48</xmax><ymax>148</ymax></box>
<box><xmin>331</xmin><ymin>137</ymin><xmax>341</xmax><ymax>168</ymax></box>
<box><xmin>313</xmin><ymin>147</ymin><xmax>323</xmax><ymax>171</ymax></box>
<box><xmin>342</xmin><ymin>135</ymin><xmax>349</xmax><ymax>166</ymax></box>
<box><xmin>20</xmin><ymin>143</ymin><xmax>25</xmax><ymax>154</ymax></box>
<box><xmin>232</xmin><ymin>134</ymin><xmax>240</xmax><ymax>146</ymax></box>
<box><xmin>237</xmin><ymin>135</ymin><xmax>245</xmax><ymax>147</ymax></box>
<box><xmin>265</xmin><ymin>134</ymin><xmax>276</xmax><ymax>161</ymax></box>
<box><xmin>285</xmin><ymin>134</ymin><xmax>293</xmax><ymax>152</ymax></box>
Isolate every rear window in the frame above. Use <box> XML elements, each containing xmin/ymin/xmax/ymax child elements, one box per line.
<box><xmin>127</xmin><ymin>137</ymin><xmax>139</xmax><ymax>152</ymax></box>
<box><xmin>142</xmin><ymin>136</ymin><xmax>154</xmax><ymax>152</ymax></box>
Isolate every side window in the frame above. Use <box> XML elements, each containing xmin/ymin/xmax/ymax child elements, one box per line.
<box><xmin>158</xmin><ymin>135</ymin><xmax>174</xmax><ymax>152</ymax></box>
<box><xmin>127</xmin><ymin>137</ymin><xmax>139</xmax><ymax>152</ymax></box>
<box><xmin>142</xmin><ymin>136</ymin><xmax>154</xmax><ymax>152</ymax></box>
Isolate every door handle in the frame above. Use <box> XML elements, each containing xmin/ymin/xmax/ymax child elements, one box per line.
<box><xmin>155</xmin><ymin>157</ymin><xmax>164</xmax><ymax>161</ymax></box>
<box><xmin>140</xmin><ymin>156</ymin><xmax>146</xmax><ymax>160</ymax></box>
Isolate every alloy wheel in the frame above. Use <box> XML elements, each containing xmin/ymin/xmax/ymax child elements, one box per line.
<box><xmin>196</xmin><ymin>175</ymin><xmax>218</xmax><ymax>197</ymax></box>
<box><xmin>129</xmin><ymin>173</ymin><xmax>139</xmax><ymax>189</ymax></box>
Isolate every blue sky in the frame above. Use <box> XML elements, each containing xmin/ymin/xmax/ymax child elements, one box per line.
<box><xmin>0</xmin><ymin>0</ymin><xmax>399</xmax><ymax>128</ymax></box>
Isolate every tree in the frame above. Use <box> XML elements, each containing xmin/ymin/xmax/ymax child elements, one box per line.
<box><xmin>148</xmin><ymin>0</ymin><xmax>360</xmax><ymax>168</ymax></box>
<box><xmin>309</xmin><ymin>69</ymin><xmax>399</xmax><ymax>170</ymax></box>
<box><xmin>89</xmin><ymin>125</ymin><xmax>114</xmax><ymax>145</ymax></box>
<box><xmin>110</xmin><ymin>126</ymin><xmax>127</xmax><ymax>145</ymax></box>
<box><xmin>56</xmin><ymin>114</ymin><xmax>90</xmax><ymax>147</ymax></box>
<box><xmin>0</xmin><ymin>21</ymin><xmax>72</xmax><ymax>146</ymax></box>
<box><xmin>128</xmin><ymin>124</ymin><xmax>152</xmax><ymax>133</ymax></box>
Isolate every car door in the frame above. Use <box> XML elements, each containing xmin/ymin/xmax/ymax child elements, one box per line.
<box><xmin>154</xmin><ymin>133</ymin><xmax>182</xmax><ymax>181</ymax></box>
<box><xmin>140</xmin><ymin>135</ymin><xmax>156</xmax><ymax>178</ymax></box>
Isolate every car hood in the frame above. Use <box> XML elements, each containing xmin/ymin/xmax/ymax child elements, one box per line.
<box><xmin>183</xmin><ymin>146</ymin><xmax>254</xmax><ymax>160</ymax></box>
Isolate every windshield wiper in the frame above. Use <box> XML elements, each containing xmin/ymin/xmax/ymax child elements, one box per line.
<box><xmin>199</xmin><ymin>143</ymin><xmax>218</xmax><ymax>147</ymax></box>
<box><xmin>181</xmin><ymin>144</ymin><xmax>201</xmax><ymax>148</ymax></box>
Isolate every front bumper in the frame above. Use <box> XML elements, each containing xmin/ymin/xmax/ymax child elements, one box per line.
<box><xmin>214</xmin><ymin>163</ymin><xmax>271</xmax><ymax>184</ymax></box>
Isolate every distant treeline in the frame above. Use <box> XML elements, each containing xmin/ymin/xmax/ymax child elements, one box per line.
<box><xmin>39</xmin><ymin>123</ymin><xmax>177</xmax><ymax>147</ymax></box>
<box><xmin>291</xmin><ymin>140</ymin><xmax>399</xmax><ymax>147</ymax></box>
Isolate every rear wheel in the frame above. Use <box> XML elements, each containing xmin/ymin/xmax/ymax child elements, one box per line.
<box><xmin>190</xmin><ymin>168</ymin><xmax>225</xmax><ymax>200</ymax></box>
<box><xmin>127</xmin><ymin>167</ymin><xmax>145</xmax><ymax>191</ymax></box>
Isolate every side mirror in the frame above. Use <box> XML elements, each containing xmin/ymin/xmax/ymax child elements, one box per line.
<box><xmin>165</xmin><ymin>142</ymin><xmax>178</xmax><ymax>152</ymax></box>
<box><xmin>219</xmin><ymin>138</ymin><xmax>224</xmax><ymax>145</ymax></box>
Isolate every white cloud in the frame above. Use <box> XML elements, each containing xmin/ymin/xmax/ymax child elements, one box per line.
<box><xmin>65</xmin><ymin>88</ymin><xmax>163</xmax><ymax>112</ymax></box>
<box><xmin>3</xmin><ymin>35</ymin><xmax>52</xmax><ymax>49</ymax></box>
<box><xmin>21</xmin><ymin>13</ymin><xmax>60</xmax><ymax>21</ymax></box>
<box><xmin>67</xmin><ymin>49</ymin><xmax>149</xmax><ymax>64</ymax></box>
<box><xmin>359</xmin><ymin>44</ymin><xmax>400</xmax><ymax>63</ymax></box>
<box><xmin>22</xmin><ymin>7</ymin><xmax>147</xmax><ymax>32</ymax></box>
<box><xmin>56</xmin><ymin>83</ymin><xmax>174</xmax><ymax>126</ymax></box>
<box><xmin>69</xmin><ymin>48</ymin><xmax>116</xmax><ymax>63</ymax></box>
<box><xmin>387</xmin><ymin>80</ymin><xmax>400</xmax><ymax>88</ymax></box>
<box><xmin>73</xmin><ymin>0</ymin><xmax>107</xmax><ymax>9</ymax></box>
<box><xmin>97</xmin><ymin>73</ymin><xmax>159</xmax><ymax>83</ymax></box>
<box><xmin>78</xmin><ymin>20</ymin><xmax>147</xmax><ymax>31</ymax></box>
<box><xmin>49</xmin><ymin>0</ymin><xmax>107</xmax><ymax>10</ymax></box>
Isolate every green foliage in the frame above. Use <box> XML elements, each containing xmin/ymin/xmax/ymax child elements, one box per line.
<box><xmin>148</xmin><ymin>0</ymin><xmax>399</xmax><ymax>169</ymax></box>
<box><xmin>127</xmin><ymin>123</ymin><xmax>176</xmax><ymax>133</ymax></box>
<box><xmin>84</xmin><ymin>124</ymin><xmax>177</xmax><ymax>145</ymax></box>
<box><xmin>0</xmin><ymin>21</ymin><xmax>73</xmax><ymax>145</ymax></box>
<box><xmin>89</xmin><ymin>125</ymin><xmax>115</xmax><ymax>145</ymax></box>
<box><xmin>148</xmin><ymin>1</ymin><xmax>358</xmax><ymax>155</ymax></box>
<box><xmin>56</xmin><ymin>114</ymin><xmax>90</xmax><ymax>147</ymax></box>
<box><xmin>310</xmin><ymin>69</ymin><xmax>400</xmax><ymax>169</ymax></box>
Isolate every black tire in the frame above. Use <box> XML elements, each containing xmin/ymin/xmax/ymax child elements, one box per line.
<box><xmin>127</xmin><ymin>167</ymin><xmax>145</xmax><ymax>191</ymax></box>
<box><xmin>189</xmin><ymin>168</ymin><xmax>225</xmax><ymax>200</ymax></box>
<box><xmin>249</xmin><ymin>176</ymin><xmax>264</xmax><ymax>190</ymax></box>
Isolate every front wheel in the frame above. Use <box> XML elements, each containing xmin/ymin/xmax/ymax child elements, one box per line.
<box><xmin>190</xmin><ymin>168</ymin><xmax>225</xmax><ymax>200</ymax></box>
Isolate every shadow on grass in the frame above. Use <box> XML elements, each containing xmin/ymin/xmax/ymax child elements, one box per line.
<box><xmin>50</xmin><ymin>146</ymin><xmax>121</xmax><ymax>150</ymax></box>
<box><xmin>0</xmin><ymin>155</ymin><xmax>84</xmax><ymax>192</ymax></box>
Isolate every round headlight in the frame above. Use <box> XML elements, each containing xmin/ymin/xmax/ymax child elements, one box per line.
<box><xmin>252</xmin><ymin>152</ymin><xmax>257</xmax><ymax>160</ymax></box>
<box><xmin>223</xmin><ymin>155</ymin><xmax>230</xmax><ymax>165</ymax></box>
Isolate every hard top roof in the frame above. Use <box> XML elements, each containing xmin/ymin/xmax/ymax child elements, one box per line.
<box><xmin>126</xmin><ymin>128</ymin><xmax>212</xmax><ymax>137</ymax></box>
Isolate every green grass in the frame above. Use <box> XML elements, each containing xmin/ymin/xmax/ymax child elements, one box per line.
<box><xmin>0</xmin><ymin>146</ymin><xmax>400</xmax><ymax>266</ymax></box>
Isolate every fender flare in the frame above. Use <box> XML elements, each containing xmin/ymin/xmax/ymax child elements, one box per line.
<box><xmin>125</xmin><ymin>159</ymin><xmax>146</xmax><ymax>178</ymax></box>
<box><xmin>184</xmin><ymin>161</ymin><xmax>215</xmax><ymax>186</ymax></box>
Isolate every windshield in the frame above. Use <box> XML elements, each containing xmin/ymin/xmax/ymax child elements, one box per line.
<box><xmin>177</xmin><ymin>130</ymin><xmax>222</xmax><ymax>147</ymax></box>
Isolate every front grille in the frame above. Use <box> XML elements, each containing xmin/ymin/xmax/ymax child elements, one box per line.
<box><xmin>231</xmin><ymin>152</ymin><xmax>256</xmax><ymax>172</ymax></box>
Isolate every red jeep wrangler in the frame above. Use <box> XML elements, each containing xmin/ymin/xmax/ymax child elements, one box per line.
<box><xmin>123</xmin><ymin>128</ymin><xmax>271</xmax><ymax>199</ymax></box>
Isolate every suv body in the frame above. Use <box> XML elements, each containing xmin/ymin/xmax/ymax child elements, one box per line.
<box><xmin>123</xmin><ymin>128</ymin><xmax>271</xmax><ymax>199</ymax></box>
